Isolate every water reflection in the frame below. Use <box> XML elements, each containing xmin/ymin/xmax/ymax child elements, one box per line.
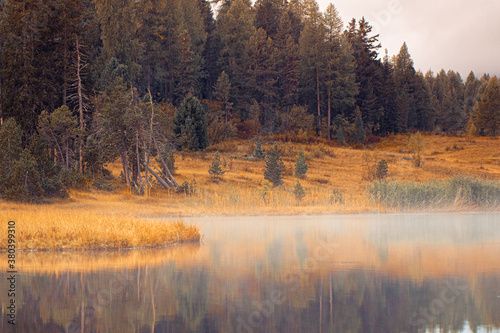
<box><xmin>1</xmin><ymin>213</ymin><xmax>500</xmax><ymax>332</ymax></box>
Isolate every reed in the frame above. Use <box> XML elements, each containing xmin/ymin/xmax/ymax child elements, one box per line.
<box><xmin>367</xmin><ymin>176</ymin><xmax>500</xmax><ymax>209</ymax></box>
<box><xmin>0</xmin><ymin>207</ymin><xmax>200</xmax><ymax>251</ymax></box>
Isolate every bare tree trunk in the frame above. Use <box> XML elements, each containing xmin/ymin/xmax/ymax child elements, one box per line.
<box><xmin>121</xmin><ymin>150</ymin><xmax>131</xmax><ymax>187</ymax></box>
<box><xmin>327</xmin><ymin>88</ymin><xmax>331</xmax><ymax>141</ymax></box>
<box><xmin>0</xmin><ymin>74</ymin><xmax>3</xmax><ymax>125</ymax></box>
<box><xmin>136</xmin><ymin>131</ymin><xmax>143</xmax><ymax>192</ymax></box>
<box><xmin>145</xmin><ymin>90</ymin><xmax>156</xmax><ymax>196</ymax></box>
<box><xmin>49</xmin><ymin>130</ymin><xmax>64</xmax><ymax>166</ymax></box>
<box><xmin>62</xmin><ymin>24</ymin><xmax>68</xmax><ymax>106</ymax></box>
<box><xmin>65</xmin><ymin>141</ymin><xmax>69</xmax><ymax>169</ymax></box>
<box><xmin>317</xmin><ymin>64</ymin><xmax>321</xmax><ymax>137</ymax></box>
<box><xmin>153</xmin><ymin>137</ymin><xmax>178</xmax><ymax>187</ymax></box>
<box><xmin>76</xmin><ymin>37</ymin><xmax>84</xmax><ymax>172</ymax></box>
<box><xmin>146</xmin><ymin>166</ymin><xmax>172</xmax><ymax>190</ymax></box>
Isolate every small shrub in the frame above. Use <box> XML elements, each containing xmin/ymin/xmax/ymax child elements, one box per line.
<box><xmin>408</xmin><ymin>132</ymin><xmax>424</xmax><ymax>167</ymax></box>
<box><xmin>92</xmin><ymin>177</ymin><xmax>117</xmax><ymax>192</ymax></box>
<box><xmin>259</xmin><ymin>179</ymin><xmax>272</xmax><ymax>203</ymax></box>
<box><xmin>366</xmin><ymin>135</ymin><xmax>382</xmax><ymax>144</ymax></box>
<box><xmin>361</xmin><ymin>151</ymin><xmax>377</xmax><ymax>181</ymax></box>
<box><xmin>177</xmin><ymin>177</ymin><xmax>197</xmax><ymax>195</ymax></box>
<box><xmin>264</xmin><ymin>143</ymin><xmax>285</xmax><ymax>186</ymax></box>
<box><xmin>253</xmin><ymin>140</ymin><xmax>265</xmax><ymax>159</ymax></box>
<box><xmin>208</xmin><ymin>152</ymin><xmax>225</xmax><ymax>181</ymax></box>
<box><xmin>445</xmin><ymin>144</ymin><xmax>464</xmax><ymax>152</ymax></box>
<box><xmin>330</xmin><ymin>189</ymin><xmax>344</xmax><ymax>205</ymax></box>
<box><xmin>295</xmin><ymin>150</ymin><xmax>308</xmax><ymax>178</ymax></box>
<box><xmin>293</xmin><ymin>181</ymin><xmax>306</xmax><ymax>202</ymax></box>
<box><xmin>375</xmin><ymin>159</ymin><xmax>388</xmax><ymax>180</ymax></box>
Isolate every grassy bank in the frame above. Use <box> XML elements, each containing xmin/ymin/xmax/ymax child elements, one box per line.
<box><xmin>0</xmin><ymin>207</ymin><xmax>200</xmax><ymax>251</ymax></box>
<box><xmin>1</xmin><ymin>134</ymin><xmax>499</xmax><ymax>251</ymax></box>
<box><xmin>368</xmin><ymin>176</ymin><xmax>500</xmax><ymax>210</ymax></box>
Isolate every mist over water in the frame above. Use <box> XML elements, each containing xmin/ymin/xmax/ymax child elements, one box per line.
<box><xmin>1</xmin><ymin>213</ymin><xmax>499</xmax><ymax>332</ymax></box>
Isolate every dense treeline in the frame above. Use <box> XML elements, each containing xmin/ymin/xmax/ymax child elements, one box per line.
<box><xmin>0</xmin><ymin>0</ymin><xmax>498</xmax><ymax>200</ymax></box>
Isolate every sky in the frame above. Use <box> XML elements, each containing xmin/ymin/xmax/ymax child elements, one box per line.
<box><xmin>317</xmin><ymin>0</ymin><xmax>500</xmax><ymax>79</ymax></box>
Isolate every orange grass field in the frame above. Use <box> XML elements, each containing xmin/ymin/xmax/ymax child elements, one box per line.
<box><xmin>93</xmin><ymin>133</ymin><xmax>497</xmax><ymax>216</ymax></box>
<box><xmin>0</xmin><ymin>134</ymin><xmax>498</xmax><ymax>250</ymax></box>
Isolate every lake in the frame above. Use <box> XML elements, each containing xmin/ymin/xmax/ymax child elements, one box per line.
<box><xmin>1</xmin><ymin>213</ymin><xmax>500</xmax><ymax>332</ymax></box>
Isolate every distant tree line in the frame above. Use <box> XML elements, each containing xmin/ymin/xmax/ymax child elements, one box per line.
<box><xmin>0</xmin><ymin>0</ymin><xmax>498</xmax><ymax>200</ymax></box>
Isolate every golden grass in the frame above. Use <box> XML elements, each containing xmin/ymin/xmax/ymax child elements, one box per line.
<box><xmin>0</xmin><ymin>205</ymin><xmax>200</xmax><ymax>251</ymax></box>
<box><xmin>91</xmin><ymin>133</ymin><xmax>498</xmax><ymax>216</ymax></box>
<box><xmin>0</xmin><ymin>133</ymin><xmax>498</xmax><ymax>251</ymax></box>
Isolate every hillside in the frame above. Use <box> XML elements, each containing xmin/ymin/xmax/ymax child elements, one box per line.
<box><xmin>4</xmin><ymin>133</ymin><xmax>495</xmax><ymax>217</ymax></box>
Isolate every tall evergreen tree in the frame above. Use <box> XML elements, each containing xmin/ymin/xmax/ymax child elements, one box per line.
<box><xmin>276</xmin><ymin>10</ymin><xmax>300</xmax><ymax>125</ymax></box>
<box><xmin>299</xmin><ymin>0</ymin><xmax>327</xmax><ymax>135</ymax></box>
<box><xmin>0</xmin><ymin>0</ymin><xmax>56</xmax><ymax>134</ymax></box>
<box><xmin>254</xmin><ymin>0</ymin><xmax>285</xmax><ymax>39</ymax></box>
<box><xmin>474</xmin><ymin>76</ymin><xmax>500</xmax><ymax>136</ymax></box>
<box><xmin>247</xmin><ymin>28</ymin><xmax>279</xmax><ymax>133</ymax></box>
<box><xmin>322</xmin><ymin>5</ymin><xmax>358</xmax><ymax>139</ymax></box>
<box><xmin>393</xmin><ymin>42</ymin><xmax>416</xmax><ymax>131</ymax></box>
<box><xmin>216</xmin><ymin>0</ymin><xmax>255</xmax><ymax>111</ymax></box>
<box><xmin>464</xmin><ymin>71</ymin><xmax>481</xmax><ymax>117</ymax></box>
<box><xmin>264</xmin><ymin>143</ymin><xmax>285</xmax><ymax>186</ymax></box>
<box><xmin>346</xmin><ymin>17</ymin><xmax>383</xmax><ymax>131</ymax></box>
<box><xmin>214</xmin><ymin>71</ymin><xmax>233</xmax><ymax>122</ymax></box>
<box><xmin>94</xmin><ymin>0</ymin><xmax>143</xmax><ymax>84</ymax></box>
<box><xmin>174</xmin><ymin>95</ymin><xmax>209</xmax><ymax>150</ymax></box>
<box><xmin>379</xmin><ymin>51</ymin><xmax>399</xmax><ymax>135</ymax></box>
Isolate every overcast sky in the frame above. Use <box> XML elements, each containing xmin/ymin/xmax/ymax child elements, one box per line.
<box><xmin>317</xmin><ymin>0</ymin><xmax>500</xmax><ymax>79</ymax></box>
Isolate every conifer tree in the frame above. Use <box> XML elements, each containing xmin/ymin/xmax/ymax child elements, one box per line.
<box><xmin>354</xmin><ymin>107</ymin><xmax>365</xmax><ymax>143</ymax></box>
<box><xmin>216</xmin><ymin>0</ymin><xmax>255</xmax><ymax>109</ymax></box>
<box><xmin>247</xmin><ymin>28</ymin><xmax>279</xmax><ymax>133</ymax></box>
<box><xmin>293</xmin><ymin>181</ymin><xmax>305</xmax><ymax>202</ymax></box>
<box><xmin>379</xmin><ymin>51</ymin><xmax>399</xmax><ymax>135</ymax></box>
<box><xmin>174</xmin><ymin>95</ymin><xmax>209</xmax><ymax>150</ymax></box>
<box><xmin>299</xmin><ymin>0</ymin><xmax>327</xmax><ymax>135</ymax></box>
<box><xmin>276</xmin><ymin>12</ymin><xmax>300</xmax><ymax>122</ymax></box>
<box><xmin>0</xmin><ymin>118</ymin><xmax>22</xmax><ymax>194</ymax></box>
<box><xmin>336</xmin><ymin>123</ymin><xmax>345</xmax><ymax>144</ymax></box>
<box><xmin>346</xmin><ymin>18</ymin><xmax>383</xmax><ymax>129</ymax></box>
<box><xmin>253</xmin><ymin>140</ymin><xmax>265</xmax><ymax>159</ymax></box>
<box><xmin>208</xmin><ymin>152</ymin><xmax>225</xmax><ymax>181</ymax></box>
<box><xmin>174</xmin><ymin>31</ymin><xmax>195</xmax><ymax>104</ymax></box>
<box><xmin>375</xmin><ymin>159</ymin><xmax>388</xmax><ymax>180</ymax></box>
<box><xmin>214</xmin><ymin>71</ymin><xmax>233</xmax><ymax>122</ymax></box>
<box><xmin>264</xmin><ymin>143</ymin><xmax>285</xmax><ymax>186</ymax></box>
<box><xmin>294</xmin><ymin>150</ymin><xmax>308</xmax><ymax>178</ymax></box>
<box><xmin>475</xmin><ymin>76</ymin><xmax>500</xmax><ymax>136</ymax></box>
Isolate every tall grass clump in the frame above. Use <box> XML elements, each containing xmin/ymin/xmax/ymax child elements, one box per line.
<box><xmin>0</xmin><ymin>209</ymin><xmax>200</xmax><ymax>251</ymax></box>
<box><xmin>368</xmin><ymin>176</ymin><xmax>500</xmax><ymax>209</ymax></box>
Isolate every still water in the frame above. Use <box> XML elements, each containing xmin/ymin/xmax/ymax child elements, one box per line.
<box><xmin>1</xmin><ymin>213</ymin><xmax>500</xmax><ymax>332</ymax></box>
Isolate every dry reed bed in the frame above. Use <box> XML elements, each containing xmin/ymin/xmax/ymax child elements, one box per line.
<box><xmin>0</xmin><ymin>206</ymin><xmax>200</xmax><ymax>251</ymax></box>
